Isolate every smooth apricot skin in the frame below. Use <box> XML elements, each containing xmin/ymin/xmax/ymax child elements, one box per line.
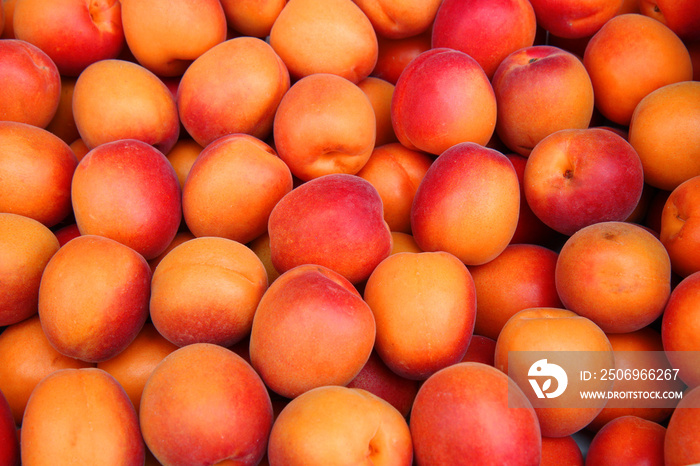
<box><xmin>411</xmin><ymin>142</ymin><xmax>520</xmax><ymax>266</ymax></box>
<box><xmin>45</xmin><ymin>76</ymin><xmax>79</xmax><ymax>144</ymax></box>
<box><xmin>660</xmin><ymin>176</ymin><xmax>700</xmax><ymax>277</ymax></box>
<box><xmin>249</xmin><ymin>264</ymin><xmax>376</xmax><ymax>398</ymax></box>
<box><xmin>461</xmin><ymin>334</ymin><xmax>497</xmax><ymax>366</ymax></box>
<box><xmin>353</xmin><ymin>0</ymin><xmax>441</xmax><ymax>39</ymax></box>
<box><xmin>432</xmin><ymin>0</ymin><xmax>537</xmax><ymax>79</ymax></box>
<box><xmin>268</xmin><ymin>174</ymin><xmax>393</xmax><ymax>285</ymax></box>
<box><xmin>0</xmin><ymin>39</ymin><xmax>60</xmax><ymax>128</ymax></box>
<box><xmin>269</xmin><ymin>0</ymin><xmax>378</xmax><ymax>83</ymax></box>
<box><xmin>469</xmin><ymin>244</ymin><xmax>563</xmax><ymax>341</ymax></box>
<box><xmin>357</xmin><ymin>77</ymin><xmax>398</xmax><ymax>146</ymax></box>
<box><xmin>21</xmin><ymin>368</ymin><xmax>145</xmax><ymax>465</ymax></box>
<box><xmin>391</xmin><ymin>48</ymin><xmax>497</xmax><ymax>155</ymax></box>
<box><xmin>0</xmin><ymin>390</ymin><xmax>19</xmax><ymax>466</ymax></box>
<box><xmin>52</xmin><ymin>223</ymin><xmax>81</xmax><ymax>247</ymax></box>
<box><xmin>149</xmin><ymin>236</ymin><xmax>268</xmax><ymax>348</ymax></box>
<box><xmin>0</xmin><ymin>316</ymin><xmax>93</xmax><ymax>425</ymax></box>
<box><xmin>121</xmin><ymin>0</ymin><xmax>226</xmax><ymax>77</ymax></box>
<box><xmin>390</xmin><ymin>232</ymin><xmax>423</xmax><ymax>254</ymax></box>
<box><xmin>72</xmin><ymin>59</ymin><xmax>180</xmax><ymax>154</ymax></box>
<box><xmin>183</xmin><ymin>134</ymin><xmax>293</xmax><ymax>244</ymax></box>
<box><xmin>410</xmin><ymin>362</ymin><xmax>541</xmax><ymax>465</ymax></box>
<box><xmin>141</xmin><ymin>343</ymin><xmax>273</xmax><ymax>466</ymax></box>
<box><xmin>356</xmin><ymin>143</ymin><xmax>433</xmax><ymax>233</ymax></box>
<box><xmin>541</xmin><ymin>436</ymin><xmax>583</xmax><ymax>466</ymax></box>
<box><xmin>273</xmin><ymin>73</ymin><xmax>376</xmax><ymax>182</ymax></box>
<box><xmin>665</xmin><ymin>386</ymin><xmax>700</xmax><ymax>466</ymax></box>
<box><xmin>13</xmin><ymin>0</ymin><xmax>124</xmax><ymax>76</ymax></box>
<box><xmin>178</xmin><ymin>36</ymin><xmax>290</xmax><ymax>147</ymax></box>
<box><xmin>529</xmin><ymin>0</ymin><xmax>623</xmax><ymax>39</ymax></box>
<box><xmin>662</xmin><ymin>271</ymin><xmax>700</xmax><ymax>387</ymax></box>
<box><xmin>165</xmin><ymin>138</ymin><xmax>202</xmax><ymax>190</ymax></box>
<box><xmin>586</xmin><ymin>416</ymin><xmax>666</xmax><ymax>466</ymax></box>
<box><xmin>364</xmin><ymin>251</ymin><xmax>477</xmax><ymax>380</ymax></box>
<box><xmin>555</xmin><ymin>221</ymin><xmax>672</xmax><ymax>334</ymax></box>
<box><xmin>268</xmin><ymin>386</ymin><xmax>413</xmax><ymax>465</ymax></box>
<box><xmin>0</xmin><ymin>122</ymin><xmax>77</xmax><ymax>227</ymax></box>
<box><xmin>371</xmin><ymin>30</ymin><xmax>432</xmax><ymax>85</ymax></box>
<box><xmin>629</xmin><ymin>81</ymin><xmax>700</xmax><ymax>192</ymax></box>
<box><xmin>38</xmin><ymin>235</ymin><xmax>151</xmax><ymax>363</ymax></box>
<box><xmin>220</xmin><ymin>0</ymin><xmax>285</xmax><ymax>37</ymax></box>
<box><xmin>0</xmin><ymin>214</ymin><xmax>59</xmax><ymax>326</ymax></box>
<box><xmin>639</xmin><ymin>0</ymin><xmax>700</xmax><ymax>42</ymax></box>
<box><xmin>582</xmin><ymin>13</ymin><xmax>693</xmax><ymax>126</ymax></box>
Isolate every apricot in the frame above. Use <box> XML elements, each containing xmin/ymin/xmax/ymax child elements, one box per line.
<box><xmin>140</xmin><ymin>343</ymin><xmax>273</xmax><ymax>466</ymax></box>
<box><xmin>269</xmin><ymin>0</ymin><xmax>378</xmax><ymax>83</ymax></box>
<box><xmin>629</xmin><ymin>81</ymin><xmax>700</xmax><ymax>192</ymax></box>
<box><xmin>219</xmin><ymin>0</ymin><xmax>285</xmax><ymax>38</ymax></box>
<box><xmin>150</xmin><ymin>236</ymin><xmax>268</xmax><ymax>348</ymax></box>
<box><xmin>21</xmin><ymin>368</ymin><xmax>145</xmax><ymax>465</ymax></box>
<box><xmin>586</xmin><ymin>415</ymin><xmax>666</xmax><ymax>466</ymax></box>
<box><xmin>249</xmin><ymin>264</ymin><xmax>376</xmax><ymax>398</ymax></box>
<box><xmin>121</xmin><ymin>0</ymin><xmax>226</xmax><ymax>77</ymax></box>
<box><xmin>0</xmin><ymin>121</ymin><xmax>77</xmax><ymax>227</ymax></box>
<box><xmin>177</xmin><ymin>36</ymin><xmax>290</xmax><ymax>147</ymax></box>
<box><xmin>639</xmin><ymin>0</ymin><xmax>700</xmax><ymax>42</ymax></box>
<box><xmin>541</xmin><ymin>435</ymin><xmax>583</xmax><ymax>466</ymax></box>
<box><xmin>38</xmin><ymin>235</ymin><xmax>151</xmax><ymax>363</ymax></box>
<box><xmin>0</xmin><ymin>213</ymin><xmax>59</xmax><ymax>326</ymax></box>
<box><xmin>0</xmin><ymin>39</ymin><xmax>60</xmax><ymax>128</ymax></box>
<box><xmin>182</xmin><ymin>134</ymin><xmax>293</xmax><ymax>244</ymax></box>
<box><xmin>469</xmin><ymin>244</ymin><xmax>563</xmax><ymax>341</ymax></box>
<box><xmin>364</xmin><ymin>251</ymin><xmax>476</xmax><ymax>380</ymax></box>
<box><xmin>371</xmin><ymin>29</ymin><xmax>431</xmax><ymax>85</ymax></box>
<box><xmin>461</xmin><ymin>334</ymin><xmax>497</xmax><ymax>367</ymax></box>
<box><xmin>529</xmin><ymin>0</ymin><xmax>623</xmax><ymax>39</ymax></box>
<box><xmin>390</xmin><ymin>231</ymin><xmax>423</xmax><ymax>254</ymax></box>
<box><xmin>353</xmin><ymin>0</ymin><xmax>441</xmax><ymax>39</ymax></box>
<box><xmin>164</xmin><ymin>138</ymin><xmax>203</xmax><ymax>190</ymax></box>
<box><xmin>582</xmin><ymin>13</ymin><xmax>693</xmax><ymax>126</ymax></box>
<box><xmin>0</xmin><ymin>315</ymin><xmax>93</xmax><ymax>425</ymax></box>
<box><xmin>665</xmin><ymin>385</ymin><xmax>700</xmax><ymax>466</ymax></box>
<box><xmin>555</xmin><ymin>221</ymin><xmax>672</xmax><ymax>334</ymax></box>
<box><xmin>659</xmin><ymin>176</ymin><xmax>700</xmax><ymax>277</ymax></box>
<box><xmin>357</xmin><ymin>76</ymin><xmax>398</xmax><ymax>146</ymax></box>
<box><xmin>44</xmin><ymin>76</ymin><xmax>79</xmax><ymax>144</ymax></box>
<box><xmin>411</xmin><ymin>142</ymin><xmax>520</xmax><ymax>265</ymax></box>
<box><xmin>248</xmin><ymin>232</ymin><xmax>281</xmax><ymax>285</ymax></box>
<box><xmin>273</xmin><ymin>73</ymin><xmax>376</xmax><ymax>182</ymax></box>
<box><xmin>356</xmin><ymin>143</ymin><xmax>433</xmax><ymax>233</ymax></box>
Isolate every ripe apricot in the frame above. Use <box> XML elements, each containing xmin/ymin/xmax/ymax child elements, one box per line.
<box><xmin>659</xmin><ymin>176</ymin><xmax>700</xmax><ymax>277</ymax></box>
<box><xmin>357</xmin><ymin>76</ymin><xmax>399</xmax><ymax>146</ymax></box>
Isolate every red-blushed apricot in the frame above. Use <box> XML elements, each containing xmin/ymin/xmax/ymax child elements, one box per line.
<box><xmin>72</xmin><ymin>59</ymin><xmax>180</xmax><ymax>154</ymax></box>
<box><xmin>665</xmin><ymin>385</ymin><xmax>700</xmax><ymax>466</ymax></box>
<box><xmin>529</xmin><ymin>0</ymin><xmax>623</xmax><ymax>39</ymax></box>
<box><xmin>390</xmin><ymin>231</ymin><xmax>423</xmax><ymax>254</ymax></box>
<box><xmin>149</xmin><ymin>236</ymin><xmax>267</xmax><ymax>348</ymax></box>
<box><xmin>495</xmin><ymin>308</ymin><xmax>615</xmax><ymax>437</ymax></box>
<box><xmin>461</xmin><ymin>334</ymin><xmax>497</xmax><ymax>366</ymax></box>
<box><xmin>432</xmin><ymin>0</ymin><xmax>537</xmax><ymax>79</ymax></box>
<box><xmin>44</xmin><ymin>76</ymin><xmax>78</xmax><ymax>144</ymax></box>
<box><xmin>469</xmin><ymin>244</ymin><xmax>563</xmax><ymax>341</ymax></box>
<box><xmin>0</xmin><ymin>121</ymin><xmax>77</xmax><ymax>227</ymax></box>
<box><xmin>346</xmin><ymin>350</ymin><xmax>420</xmax><ymax>418</ymax></box>
<box><xmin>273</xmin><ymin>73</ymin><xmax>376</xmax><ymax>182</ymax></box>
<box><xmin>71</xmin><ymin>139</ymin><xmax>182</xmax><ymax>261</ymax></box>
<box><xmin>97</xmin><ymin>323</ymin><xmax>178</xmax><ymax>416</ymax></box>
<box><xmin>356</xmin><ymin>143</ymin><xmax>433</xmax><ymax>233</ymax></box>
<box><xmin>177</xmin><ymin>36</ymin><xmax>290</xmax><ymax>147</ymax></box>
<box><xmin>220</xmin><ymin>0</ymin><xmax>285</xmax><ymax>37</ymax></box>
<box><xmin>353</xmin><ymin>0</ymin><xmax>440</xmax><ymax>39</ymax></box>
<box><xmin>13</xmin><ymin>0</ymin><xmax>124</xmax><ymax>76</ymax></box>
<box><xmin>411</xmin><ymin>142</ymin><xmax>520</xmax><ymax>265</ymax></box>
<box><xmin>371</xmin><ymin>29</ymin><xmax>432</xmax><ymax>85</ymax></box>
<box><xmin>268</xmin><ymin>174</ymin><xmax>393</xmax><ymax>285</ymax></box>
<box><xmin>586</xmin><ymin>415</ymin><xmax>666</xmax><ymax>466</ymax></box>
<box><xmin>639</xmin><ymin>0</ymin><xmax>700</xmax><ymax>42</ymax></box>
<box><xmin>38</xmin><ymin>235</ymin><xmax>151</xmax><ymax>363</ymax></box>
<box><xmin>391</xmin><ymin>48</ymin><xmax>497</xmax><ymax>155</ymax></box>
<box><xmin>183</xmin><ymin>134</ymin><xmax>293</xmax><ymax>244</ymax></box>
<box><xmin>0</xmin><ymin>39</ymin><xmax>60</xmax><ymax>128</ymax></box>
<box><xmin>140</xmin><ymin>343</ymin><xmax>273</xmax><ymax>466</ymax></box>
<box><xmin>0</xmin><ymin>315</ymin><xmax>93</xmax><ymax>425</ymax></box>
<box><xmin>364</xmin><ymin>251</ymin><xmax>476</xmax><ymax>380</ymax></box>
<box><xmin>248</xmin><ymin>232</ymin><xmax>281</xmax><ymax>285</ymax></box>
<box><xmin>0</xmin><ymin>213</ymin><xmax>59</xmax><ymax>326</ymax></box>
<box><xmin>357</xmin><ymin>76</ymin><xmax>398</xmax><ymax>146</ymax></box>
<box><xmin>555</xmin><ymin>221</ymin><xmax>672</xmax><ymax>334</ymax></box>
<box><xmin>541</xmin><ymin>435</ymin><xmax>583</xmax><ymax>466</ymax></box>
<box><xmin>587</xmin><ymin>327</ymin><xmax>683</xmax><ymax>432</ymax></box>
<box><xmin>52</xmin><ymin>222</ymin><xmax>80</xmax><ymax>247</ymax></box>
<box><xmin>660</xmin><ymin>176</ymin><xmax>700</xmax><ymax>277</ymax></box>
<box><xmin>582</xmin><ymin>14</ymin><xmax>693</xmax><ymax>126</ymax></box>
<box><xmin>249</xmin><ymin>264</ymin><xmax>376</xmax><ymax>399</ymax></box>
<box><xmin>0</xmin><ymin>389</ymin><xmax>19</xmax><ymax>466</ymax></box>
<box><xmin>268</xmin><ymin>386</ymin><xmax>413</xmax><ymax>465</ymax></box>
<box><xmin>164</xmin><ymin>138</ymin><xmax>203</xmax><ymax>190</ymax></box>
<box><xmin>628</xmin><ymin>81</ymin><xmax>700</xmax><ymax>191</ymax></box>
<box><xmin>410</xmin><ymin>362</ymin><xmax>541</xmax><ymax>465</ymax></box>
<box><xmin>20</xmin><ymin>368</ymin><xmax>145</xmax><ymax>465</ymax></box>
<box><xmin>492</xmin><ymin>45</ymin><xmax>595</xmax><ymax>156</ymax></box>
<box><xmin>121</xmin><ymin>0</ymin><xmax>226</xmax><ymax>77</ymax></box>
<box><xmin>662</xmin><ymin>271</ymin><xmax>700</xmax><ymax>388</ymax></box>
<box><xmin>269</xmin><ymin>0</ymin><xmax>378</xmax><ymax>83</ymax></box>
